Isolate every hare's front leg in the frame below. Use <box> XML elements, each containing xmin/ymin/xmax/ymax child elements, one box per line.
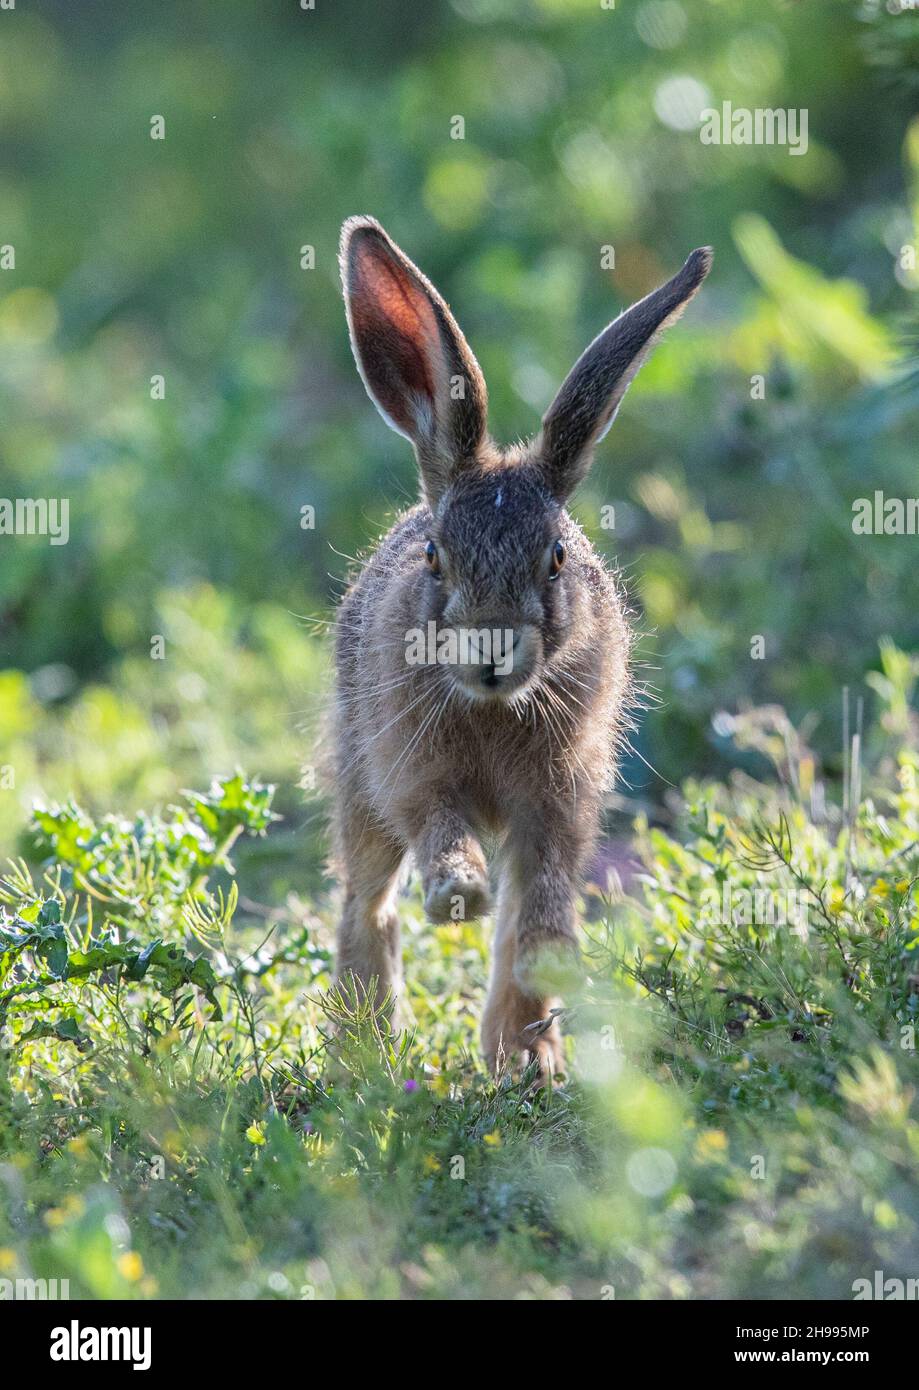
<box><xmin>410</xmin><ymin>802</ymin><xmax>490</xmax><ymax>924</ymax></box>
<box><xmin>482</xmin><ymin>817</ymin><xmax>585</xmax><ymax>1080</ymax></box>
<box><xmin>333</xmin><ymin>807</ymin><xmax>405</xmax><ymax>1015</ymax></box>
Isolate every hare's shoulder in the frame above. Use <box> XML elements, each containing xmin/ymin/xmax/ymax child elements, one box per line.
<box><xmin>335</xmin><ymin>504</ymin><xmax>431</xmax><ymax>651</ymax></box>
<box><xmin>562</xmin><ymin>513</ymin><xmax>623</xmax><ymax>594</ymax></box>
<box><xmin>371</xmin><ymin>504</ymin><xmax>431</xmax><ymax>566</ymax></box>
<box><xmin>343</xmin><ymin>504</ymin><xmax>430</xmax><ymax>592</ymax></box>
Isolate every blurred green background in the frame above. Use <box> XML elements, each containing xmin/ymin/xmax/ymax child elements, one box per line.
<box><xmin>1</xmin><ymin>0</ymin><xmax>917</xmax><ymax>872</ymax></box>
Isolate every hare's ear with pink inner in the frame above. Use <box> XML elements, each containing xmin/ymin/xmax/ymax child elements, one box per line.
<box><xmin>537</xmin><ymin>247</ymin><xmax>713</xmax><ymax>502</ymax></box>
<box><xmin>340</xmin><ymin>216</ymin><xmax>488</xmax><ymax>508</ymax></box>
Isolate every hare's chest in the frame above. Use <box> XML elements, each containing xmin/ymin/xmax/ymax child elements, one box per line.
<box><xmin>433</xmin><ymin>704</ymin><xmax>564</xmax><ymax>820</ymax></box>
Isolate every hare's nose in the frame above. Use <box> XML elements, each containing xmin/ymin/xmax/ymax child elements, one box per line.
<box><xmin>480</xmin><ymin>639</ymin><xmax>520</xmax><ymax>687</ymax></box>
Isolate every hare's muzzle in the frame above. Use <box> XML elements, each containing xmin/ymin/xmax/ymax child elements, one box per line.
<box><xmin>444</xmin><ymin>621</ymin><xmax>541</xmax><ymax>702</ymax></box>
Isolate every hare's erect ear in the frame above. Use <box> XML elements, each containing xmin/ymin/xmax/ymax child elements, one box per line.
<box><xmin>537</xmin><ymin>247</ymin><xmax>713</xmax><ymax>502</ymax></box>
<box><xmin>340</xmin><ymin>216</ymin><xmax>488</xmax><ymax>507</ymax></box>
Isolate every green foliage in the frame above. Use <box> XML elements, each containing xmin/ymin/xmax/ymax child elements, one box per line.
<box><xmin>0</xmin><ymin>0</ymin><xmax>917</xmax><ymax>792</ymax></box>
<box><xmin>1</xmin><ymin>664</ymin><xmax>918</xmax><ymax>1299</ymax></box>
<box><xmin>0</xmin><ymin>774</ymin><xmax>276</xmax><ymax>1086</ymax></box>
<box><xmin>0</xmin><ymin>586</ymin><xmax>325</xmax><ymax>878</ymax></box>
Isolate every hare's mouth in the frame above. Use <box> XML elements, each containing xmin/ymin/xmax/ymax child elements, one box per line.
<box><xmin>451</xmin><ymin>664</ymin><xmax>538</xmax><ymax>703</ymax></box>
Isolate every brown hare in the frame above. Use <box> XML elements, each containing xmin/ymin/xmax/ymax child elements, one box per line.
<box><xmin>332</xmin><ymin>216</ymin><xmax>711</xmax><ymax>1079</ymax></box>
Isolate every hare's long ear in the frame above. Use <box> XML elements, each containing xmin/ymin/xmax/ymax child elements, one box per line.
<box><xmin>537</xmin><ymin>247</ymin><xmax>712</xmax><ymax>502</ymax></box>
<box><xmin>340</xmin><ymin>216</ymin><xmax>488</xmax><ymax>508</ymax></box>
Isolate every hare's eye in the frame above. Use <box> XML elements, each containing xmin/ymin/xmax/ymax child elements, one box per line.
<box><xmin>424</xmin><ymin>540</ymin><xmax>441</xmax><ymax>575</ymax></box>
<box><xmin>549</xmin><ymin>539</ymin><xmax>566</xmax><ymax>580</ymax></box>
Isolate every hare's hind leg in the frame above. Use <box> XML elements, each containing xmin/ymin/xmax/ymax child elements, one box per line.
<box><xmin>481</xmin><ymin>870</ymin><xmax>566</xmax><ymax>1082</ymax></box>
<box><xmin>333</xmin><ymin>805</ymin><xmax>406</xmax><ymax>1016</ymax></box>
<box><xmin>481</xmin><ymin>819</ymin><xmax>584</xmax><ymax>1082</ymax></box>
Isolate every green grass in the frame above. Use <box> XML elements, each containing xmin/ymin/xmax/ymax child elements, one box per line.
<box><xmin>1</xmin><ymin>644</ymin><xmax>918</xmax><ymax>1300</ymax></box>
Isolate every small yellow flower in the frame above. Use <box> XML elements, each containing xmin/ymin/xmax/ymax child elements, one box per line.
<box><xmin>117</xmin><ymin>1251</ymin><xmax>144</xmax><ymax>1282</ymax></box>
<box><xmin>828</xmin><ymin>886</ymin><xmax>846</xmax><ymax>915</ymax></box>
<box><xmin>0</xmin><ymin>1248</ymin><xmax>17</xmax><ymax>1274</ymax></box>
<box><xmin>895</xmin><ymin>880</ymin><xmax>910</xmax><ymax>895</ymax></box>
<box><xmin>423</xmin><ymin>1154</ymin><xmax>442</xmax><ymax>1174</ymax></box>
<box><xmin>245</xmin><ymin>1123</ymin><xmax>266</xmax><ymax>1146</ymax></box>
<box><xmin>483</xmin><ymin>1130</ymin><xmax>502</xmax><ymax>1148</ymax></box>
<box><xmin>872</xmin><ymin>879</ymin><xmax>890</xmax><ymax>899</ymax></box>
<box><xmin>42</xmin><ymin>1197</ymin><xmax>82</xmax><ymax>1229</ymax></box>
<box><xmin>695</xmin><ymin>1129</ymin><xmax>729</xmax><ymax>1160</ymax></box>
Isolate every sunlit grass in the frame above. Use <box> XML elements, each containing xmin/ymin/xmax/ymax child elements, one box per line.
<box><xmin>1</xmin><ymin>647</ymin><xmax>918</xmax><ymax>1299</ymax></box>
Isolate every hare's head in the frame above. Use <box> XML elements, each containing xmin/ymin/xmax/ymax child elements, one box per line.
<box><xmin>341</xmin><ymin>216</ymin><xmax>711</xmax><ymax>703</ymax></box>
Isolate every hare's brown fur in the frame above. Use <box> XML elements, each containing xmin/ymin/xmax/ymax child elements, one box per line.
<box><xmin>332</xmin><ymin>217</ymin><xmax>710</xmax><ymax>1077</ymax></box>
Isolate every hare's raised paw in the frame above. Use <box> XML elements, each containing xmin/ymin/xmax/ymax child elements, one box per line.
<box><xmin>423</xmin><ymin>871</ymin><xmax>490</xmax><ymax>923</ymax></box>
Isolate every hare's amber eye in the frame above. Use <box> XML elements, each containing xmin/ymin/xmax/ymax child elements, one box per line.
<box><xmin>424</xmin><ymin>539</ymin><xmax>441</xmax><ymax>575</ymax></box>
<box><xmin>549</xmin><ymin>539</ymin><xmax>566</xmax><ymax>579</ymax></box>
